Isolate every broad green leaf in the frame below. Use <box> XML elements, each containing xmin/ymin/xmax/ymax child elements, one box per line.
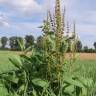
<box><xmin>64</xmin><ymin>77</ymin><xmax>84</xmax><ymax>88</ymax></box>
<box><xmin>17</xmin><ymin>39</ymin><xmax>25</xmax><ymax>51</ymax></box>
<box><xmin>77</xmin><ymin>77</ymin><xmax>93</xmax><ymax>88</ymax></box>
<box><xmin>32</xmin><ymin>89</ymin><xmax>38</xmax><ymax>96</ymax></box>
<box><xmin>9</xmin><ymin>55</ymin><xmax>22</xmax><ymax>69</ymax></box>
<box><xmin>32</xmin><ymin>78</ymin><xmax>49</xmax><ymax>88</ymax></box>
<box><xmin>81</xmin><ymin>87</ymin><xmax>87</xmax><ymax>96</ymax></box>
<box><xmin>64</xmin><ymin>85</ymin><xmax>75</xmax><ymax>93</ymax></box>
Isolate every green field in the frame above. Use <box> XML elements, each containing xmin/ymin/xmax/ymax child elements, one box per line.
<box><xmin>0</xmin><ymin>51</ymin><xmax>96</xmax><ymax>75</ymax></box>
<box><xmin>0</xmin><ymin>51</ymin><xmax>96</xmax><ymax>81</ymax></box>
<box><xmin>0</xmin><ymin>51</ymin><xmax>17</xmax><ymax>74</ymax></box>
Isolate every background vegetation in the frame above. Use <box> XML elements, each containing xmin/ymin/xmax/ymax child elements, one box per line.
<box><xmin>0</xmin><ymin>35</ymin><xmax>96</xmax><ymax>53</ymax></box>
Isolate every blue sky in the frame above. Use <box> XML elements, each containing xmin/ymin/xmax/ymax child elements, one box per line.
<box><xmin>0</xmin><ymin>0</ymin><xmax>96</xmax><ymax>47</ymax></box>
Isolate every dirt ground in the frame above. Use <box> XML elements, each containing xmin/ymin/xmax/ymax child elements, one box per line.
<box><xmin>79</xmin><ymin>53</ymin><xmax>96</xmax><ymax>60</ymax></box>
<box><xmin>65</xmin><ymin>53</ymin><xmax>96</xmax><ymax>60</ymax></box>
<box><xmin>66</xmin><ymin>53</ymin><xmax>96</xmax><ymax>60</ymax></box>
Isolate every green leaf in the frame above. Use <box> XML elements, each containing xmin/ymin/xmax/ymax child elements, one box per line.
<box><xmin>64</xmin><ymin>77</ymin><xmax>84</xmax><ymax>88</ymax></box>
<box><xmin>17</xmin><ymin>39</ymin><xmax>25</xmax><ymax>51</ymax></box>
<box><xmin>77</xmin><ymin>77</ymin><xmax>93</xmax><ymax>88</ymax></box>
<box><xmin>8</xmin><ymin>75</ymin><xmax>19</xmax><ymax>84</ymax></box>
<box><xmin>17</xmin><ymin>84</ymin><xmax>25</xmax><ymax>93</ymax></box>
<box><xmin>24</xmin><ymin>46</ymin><xmax>32</xmax><ymax>54</ymax></box>
<box><xmin>32</xmin><ymin>78</ymin><xmax>49</xmax><ymax>88</ymax></box>
<box><xmin>64</xmin><ymin>85</ymin><xmax>75</xmax><ymax>93</ymax></box>
<box><xmin>2</xmin><ymin>73</ymin><xmax>19</xmax><ymax>84</ymax></box>
<box><xmin>49</xmin><ymin>88</ymin><xmax>56</xmax><ymax>96</ymax></box>
<box><xmin>9</xmin><ymin>55</ymin><xmax>22</xmax><ymax>69</ymax></box>
<box><xmin>81</xmin><ymin>87</ymin><xmax>87</xmax><ymax>96</ymax></box>
<box><xmin>32</xmin><ymin>88</ymin><xmax>38</xmax><ymax>96</ymax></box>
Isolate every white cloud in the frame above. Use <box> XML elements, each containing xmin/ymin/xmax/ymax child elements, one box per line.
<box><xmin>0</xmin><ymin>0</ymin><xmax>45</xmax><ymax>16</ymax></box>
<box><xmin>0</xmin><ymin>14</ymin><xmax>10</xmax><ymax>27</ymax></box>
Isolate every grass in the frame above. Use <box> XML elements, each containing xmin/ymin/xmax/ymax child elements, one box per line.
<box><xmin>75</xmin><ymin>60</ymin><xmax>96</xmax><ymax>80</ymax></box>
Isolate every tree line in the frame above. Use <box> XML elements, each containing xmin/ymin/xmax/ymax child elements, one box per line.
<box><xmin>0</xmin><ymin>35</ymin><xmax>96</xmax><ymax>53</ymax></box>
<box><xmin>0</xmin><ymin>35</ymin><xmax>34</xmax><ymax>51</ymax></box>
<box><xmin>76</xmin><ymin>41</ymin><xmax>96</xmax><ymax>53</ymax></box>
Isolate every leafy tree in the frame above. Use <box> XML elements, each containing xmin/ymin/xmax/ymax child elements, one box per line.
<box><xmin>9</xmin><ymin>36</ymin><xmax>23</xmax><ymax>51</ymax></box>
<box><xmin>93</xmin><ymin>42</ymin><xmax>96</xmax><ymax>50</ymax></box>
<box><xmin>1</xmin><ymin>37</ymin><xmax>8</xmax><ymax>49</ymax></box>
<box><xmin>9</xmin><ymin>37</ymin><xmax>16</xmax><ymax>50</ymax></box>
<box><xmin>88</xmin><ymin>48</ymin><xmax>95</xmax><ymax>53</ymax></box>
<box><xmin>36</xmin><ymin>36</ymin><xmax>43</xmax><ymax>50</ymax></box>
<box><xmin>25</xmin><ymin>35</ymin><xmax>34</xmax><ymax>48</ymax></box>
<box><xmin>76</xmin><ymin>40</ymin><xmax>82</xmax><ymax>52</ymax></box>
<box><xmin>83</xmin><ymin>46</ymin><xmax>88</xmax><ymax>52</ymax></box>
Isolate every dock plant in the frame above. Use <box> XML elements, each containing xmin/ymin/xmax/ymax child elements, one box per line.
<box><xmin>0</xmin><ymin>0</ymin><xmax>96</xmax><ymax>96</ymax></box>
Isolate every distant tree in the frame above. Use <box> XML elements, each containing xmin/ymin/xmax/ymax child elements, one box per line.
<box><xmin>76</xmin><ymin>40</ymin><xmax>82</xmax><ymax>52</ymax></box>
<box><xmin>1</xmin><ymin>37</ymin><xmax>8</xmax><ymax>49</ymax></box>
<box><xmin>83</xmin><ymin>46</ymin><xmax>88</xmax><ymax>53</ymax></box>
<box><xmin>93</xmin><ymin>42</ymin><xmax>96</xmax><ymax>50</ymax></box>
<box><xmin>25</xmin><ymin>35</ymin><xmax>34</xmax><ymax>48</ymax></box>
<box><xmin>9</xmin><ymin>37</ymin><xmax>16</xmax><ymax>50</ymax></box>
<box><xmin>9</xmin><ymin>36</ymin><xmax>23</xmax><ymax>51</ymax></box>
<box><xmin>36</xmin><ymin>36</ymin><xmax>43</xmax><ymax>50</ymax></box>
<box><xmin>88</xmin><ymin>48</ymin><xmax>95</xmax><ymax>53</ymax></box>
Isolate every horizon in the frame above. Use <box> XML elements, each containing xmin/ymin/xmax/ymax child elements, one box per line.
<box><xmin>0</xmin><ymin>0</ymin><xmax>96</xmax><ymax>48</ymax></box>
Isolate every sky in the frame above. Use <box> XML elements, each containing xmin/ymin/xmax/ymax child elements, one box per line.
<box><xmin>0</xmin><ymin>0</ymin><xmax>96</xmax><ymax>47</ymax></box>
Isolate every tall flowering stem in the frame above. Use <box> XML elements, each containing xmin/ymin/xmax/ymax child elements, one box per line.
<box><xmin>55</xmin><ymin>0</ymin><xmax>63</xmax><ymax>51</ymax></box>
